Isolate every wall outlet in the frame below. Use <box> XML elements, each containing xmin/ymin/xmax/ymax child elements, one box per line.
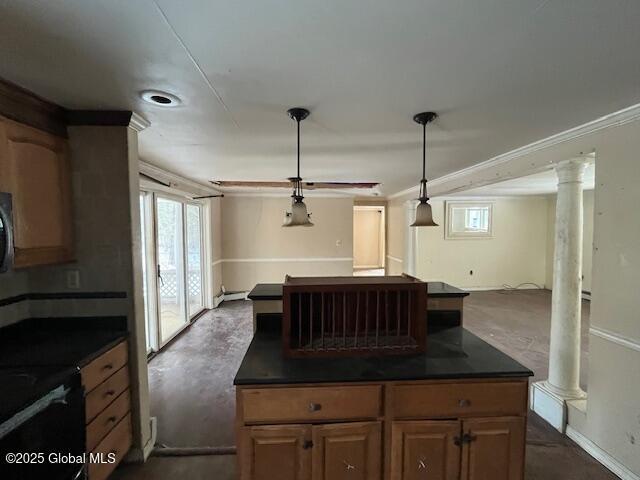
<box><xmin>66</xmin><ymin>269</ymin><xmax>80</xmax><ymax>289</ymax></box>
<box><xmin>336</xmin><ymin>239</ymin><xmax>342</xmax><ymax>247</ymax></box>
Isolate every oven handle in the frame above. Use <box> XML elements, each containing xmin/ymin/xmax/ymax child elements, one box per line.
<box><xmin>71</xmin><ymin>464</ymin><xmax>86</xmax><ymax>480</ymax></box>
<box><xmin>0</xmin><ymin>385</ymin><xmax>70</xmax><ymax>437</ymax></box>
<box><xmin>0</xmin><ymin>193</ymin><xmax>14</xmax><ymax>273</ymax></box>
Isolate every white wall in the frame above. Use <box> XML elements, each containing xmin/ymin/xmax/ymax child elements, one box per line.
<box><xmin>578</xmin><ymin>121</ymin><xmax>640</xmax><ymax>476</ymax></box>
<box><xmin>220</xmin><ymin>196</ymin><xmax>354</xmax><ymax>291</ymax></box>
<box><xmin>545</xmin><ymin>190</ymin><xmax>594</xmax><ymax>292</ymax></box>
<box><xmin>353</xmin><ymin>208</ymin><xmax>383</xmax><ymax>268</ymax></box>
<box><xmin>386</xmin><ymin>199</ymin><xmax>405</xmax><ymax>275</ymax></box>
<box><xmin>415</xmin><ymin>197</ymin><xmax>548</xmax><ymax>289</ymax></box>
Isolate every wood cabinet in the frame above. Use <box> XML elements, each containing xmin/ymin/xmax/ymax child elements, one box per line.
<box><xmin>460</xmin><ymin>417</ymin><xmax>525</xmax><ymax>480</ymax></box>
<box><xmin>239</xmin><ymin>422</ymin><xmax>381</xmax><ymax>480</ymax></box>
<box><xmin>312</xmin><ymin>422</ymin><xmax>381</xmax><ymax>480</ymax></box>
<box><xmin>0</xmin><ymin>116</ymin><xmax>73</xmax><ymax>267</ymax></box>
<box><xmin>81</xmin><ymin>340</ymin><xmax>132</xmax><ymax>480</ymax></box>
<box><xmin>236</xmin><ymin>379</ymin><xmax>528</xmax><ymax>480</ymax></box>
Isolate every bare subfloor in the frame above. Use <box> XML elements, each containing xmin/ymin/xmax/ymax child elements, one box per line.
<box><xmin>113</xmin><ymin>291</ymin><xmax>617</xmax><ymax>480</ymax></box>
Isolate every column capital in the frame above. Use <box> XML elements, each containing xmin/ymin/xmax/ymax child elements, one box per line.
<box><xmin>555</xmin><ymin>158</ymin><xmax>589</xmax><ymax>184</ymax></box>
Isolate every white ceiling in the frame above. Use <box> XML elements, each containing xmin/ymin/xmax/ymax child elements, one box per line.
<box><xmin>452</xmin><ymin>162</ymin><xmax>595</xmax><ymax>197</ymax></box>
<box><xmin>1</xmin><ymin>0</ymin><xmax>639</xmax><ymax>195</ymax></box>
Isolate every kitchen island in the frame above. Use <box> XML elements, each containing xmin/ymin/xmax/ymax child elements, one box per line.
<box><xmin>234</xmin><ymin>316</ymin><xmax>533</xmax><ymax>480</ymax></box>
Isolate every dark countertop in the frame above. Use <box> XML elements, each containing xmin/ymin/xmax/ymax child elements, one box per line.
<box><xmin>234</xmin><ymin>326</ymin><xmax>533</xmax><ymax>385</ymax></box>
<box><xmin>0</xmin><ymin>317</ymin><xmax>128</xmax><ymax>368</ymax></box>
<box><xmin>248</xmin><ymin>281</ymin><xmax>469</xmax><ymax>301</ymax></box>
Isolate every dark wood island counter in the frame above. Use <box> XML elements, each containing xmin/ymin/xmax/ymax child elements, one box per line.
<box><xmin>235</xmin><ymin>310</ymin><xmax>533</xmax><ymax>480</ymax></box>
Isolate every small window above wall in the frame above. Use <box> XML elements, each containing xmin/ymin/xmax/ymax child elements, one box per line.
<box><xmin>445</xmin><ymin>201</ymin><xmax>493</xmax><ymax>239</ymax></box>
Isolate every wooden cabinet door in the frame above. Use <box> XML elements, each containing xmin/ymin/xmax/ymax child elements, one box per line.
<box><xmin>461</xmin><ymin>417</ymin><xmax>525</xmax><ymax>480</ymax></box>
<box><xmin>390</xmin><ymin>421</ymin><xmax>461</xmax><ymax>480</ymax></box>
<box><xmin>311</xmin><ymin>421</ymin><xmax>381</xmax><ymax>480</ymax></box>
<box><xmin>239</xmin><ymin>425</ymin><xmax>311</xmax><ymax>480</ymax></box>
<box><xmin>0</xmin><ymin>117</ymin><xmax>73</xmax><ymax>267</ymax></box>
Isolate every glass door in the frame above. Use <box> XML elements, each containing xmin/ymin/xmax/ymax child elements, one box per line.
<box><xmin>156</xmin><ymin>196</ymin><xmax>188</xmax><ymax>344</ymax></box>
<box><xmin>186</xmin><ymin>204</ymin><xmax>204</xmax><ymax>317</ymax></box>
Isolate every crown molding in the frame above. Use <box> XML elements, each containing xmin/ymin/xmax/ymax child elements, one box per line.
<box><xmin>139</xmin><ymin>160</ymin><xmax>221</xmax><ymax>196</ymax></box>
<box><xmin>387</xmin><ymin>103</ymin><xmax>640</xmax><ymax>200</ymax></box>
<box><xmin>223</xmin><ymin>190</ymin><xmax>358</xmax><ymax>198</ymax></box>
<box><xmin>129</xmin><ymin>112</ymin><xmax>151</xmax><ymax>132</ymax></box>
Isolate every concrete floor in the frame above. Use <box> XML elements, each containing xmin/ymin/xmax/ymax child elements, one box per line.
<box><xmin>113</xmin><ymin>291</ymin><xmax>617</xmax><ymax>480</ymax></box>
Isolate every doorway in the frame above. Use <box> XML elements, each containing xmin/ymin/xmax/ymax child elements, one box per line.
<box><xmin>140</xmin><ymin>191</ymin><xmax>206</xmax><ymax>353</ymax></box>
<box><xmin>353</xmin><ymin>205</ymin><xmax>385</xmax><ymax>276</ymax></box>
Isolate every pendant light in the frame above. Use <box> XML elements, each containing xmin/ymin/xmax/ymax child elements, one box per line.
<box><xmin>410</xmin><ymin>111</ymin><xmax>438</xmax><ymax>227</ymax></box>
<box><xmin>283</xmin><ymin>107</ymin><xmax>314</xmax><ymax>227</ymax></box>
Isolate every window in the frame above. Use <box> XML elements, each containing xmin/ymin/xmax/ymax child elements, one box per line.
<box><xmin>445</xmin><ymin>201</ymin><xmax>493</xmax><ymax>239</ymax></box>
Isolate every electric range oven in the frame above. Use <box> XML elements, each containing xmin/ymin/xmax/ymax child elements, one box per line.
<box><xmin>0</xmin><ymin>366</ymin><xmax>86</xmax><ymax>480</ymax></box>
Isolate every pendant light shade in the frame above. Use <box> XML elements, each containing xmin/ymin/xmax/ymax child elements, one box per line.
<box><xmin>410</xmin><ymin>111</ymin><xmax>438</xmax><ymax>227</ymax></box>
<box><xmin>411</xmin><ymin>200</ymin><xmax>437</xmax><ymax>227</ymax></box>
<box><xmin>283</xmin><ymin>108</ymin><xmax>314</xmax><ymax>227</ymax></box>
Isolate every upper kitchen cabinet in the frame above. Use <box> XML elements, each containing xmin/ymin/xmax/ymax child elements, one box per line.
<box><xmin>0</xmin><ymin>116</ymin><xmax>74</xmax><ymax>268</ymax></box>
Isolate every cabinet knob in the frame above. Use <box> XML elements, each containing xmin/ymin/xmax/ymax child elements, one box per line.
<box><xmin>104</xmin><ymin>389</ymin><xmax>116</xmax><ymax>398</ymax></box>
<box><xmin>418</xmin><ymin>459</ymin><xmax>427</xmax><ymax>470</ymax></box>
<box><xmin>302</xmin><ymin>440</ymin><xmax>313</xmax><ymax>450</ymax></box>
<box><xmin>458</xmin><ymin>399</ymin><xmax>471</xmax><ymax>407</ymax></box>
<box><xmin>101</xmin><ymin>363</ymin><xmax>114</xmax><ymax>372</ymax></box>
<box><xmin>308</xmin><ymin>403</ymin><xmax>322</xmax><ymax>412</ymax></box>
<box><xmin>106</xmin><ymin>416</ymin><xmax>117</xmax><ymax>424</ymax></box>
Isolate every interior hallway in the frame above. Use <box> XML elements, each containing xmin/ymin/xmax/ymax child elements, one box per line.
<box><xmin>113</xmin><ymin>291</ymin><xmax>613</xmax><ymax>480</ymax></box>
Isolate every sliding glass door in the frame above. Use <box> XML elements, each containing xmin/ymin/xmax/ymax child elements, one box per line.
<box><xmin>139</xmin><ymin>192</ymin><xmax>206</xmax><ymax>352</ymax></box>
<box><xmin>186</xmin><ymin>204</ymin><xmax>204</xmax><ymax>316</ymax></box>
<box><xmin>156</xmin><ymin>197</ymin><xmax>188</xmax><ymax>344</ymax></box>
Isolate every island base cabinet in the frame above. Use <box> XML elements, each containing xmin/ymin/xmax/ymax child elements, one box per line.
<box><xmin>239</xmin><ymin>422</ymin><xmax>381</xmax><ymax>480</ymax></box>
<box><xmin>390</xmin><ymin>421</ymin><xmax>460</xmax><ymax>480</ymax></box>
<box><xmin>239</xmin><ymin>425</ymin><xmax>311</xmax><ymax>480</ymax></box>
<box><xmin>312</xmin><ymin>422</ymin><xmax>381</xmax><ymax>480</ymax></box>
<box><xmin>390</xmin><ymin>417</ymin><xmax>525</xmax><ymax>480</ymax></box>
<box><xmin>460</xmin><ymin>417</ymin><xmax>525</xmax><ymax>480</ymax></box>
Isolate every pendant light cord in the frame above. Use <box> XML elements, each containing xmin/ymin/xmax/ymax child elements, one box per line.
<box><xmin>296</xmin><ymin>119</ymin><xmax>303</xmax><ymax>198</ymax></box>
<box><xmin>420</xmin><ymin>122</ymin><xmax>428</xmax><ymax>200</ymax></box>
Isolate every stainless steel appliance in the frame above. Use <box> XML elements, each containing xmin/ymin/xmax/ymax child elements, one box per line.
<box><xmin>0</xmin><ymin>192</ymin><xmax>14</xmax><ymax>273</ymax></box>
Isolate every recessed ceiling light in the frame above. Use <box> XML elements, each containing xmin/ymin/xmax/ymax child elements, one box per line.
<box><xmin>140</xmin><ymin>90</ymin><xmax>181</xmax><ymax>107</ymax></box>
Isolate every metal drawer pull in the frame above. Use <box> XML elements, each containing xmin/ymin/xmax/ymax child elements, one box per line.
<box><xmin>302</xmin><ymin>440</ymin><xmax>313</xmax><ymax>450</ymax></box>
<box><xmin>106</xmin><ymin>416</ymin><xmax>117</xmax><ymax>424</ymax></box>
<box><xmin>308</xmin><ymin>403</ymin><xmax>322</xmax><ymax>412</ymax></box>
<box><xmin>104</xmin><ymin>389</ymin><xmax>116</xmax><ymax>398</ymax></box>
<box><xmin>458</xmin><ymin>399</ymin><xmax>471</xmax><ymax>407</ymax></box>
<box><xmin>418</xmin><ymin>459</ymin><xmax>427</xmax><ymax>470</ymax></box>
<box><xmin>101</xmin><ymin>363</ymin><xmax>114</xmax><ymax>371</ymax></box>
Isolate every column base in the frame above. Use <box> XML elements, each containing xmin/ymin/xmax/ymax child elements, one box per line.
<box><xmin>530</xmin><ymin>381</ymin><xmax>586</xmax><ymax>433</ymax></box>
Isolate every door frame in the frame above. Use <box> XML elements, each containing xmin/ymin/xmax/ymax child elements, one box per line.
<box><xmin>353</xmin><ymin>205</ymin><xmax>386</xmax><ymax>270</ymax></box>
<box><xmin>140</xmin><ymin>189</ymin><xmax>209</xmax><ymax>353</ymax></box>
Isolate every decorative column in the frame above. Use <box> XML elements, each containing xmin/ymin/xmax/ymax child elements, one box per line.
<box><xmin>532</xmin><ymin>158</ymin><xmax>588</xmax><ymax>432</ymax></box>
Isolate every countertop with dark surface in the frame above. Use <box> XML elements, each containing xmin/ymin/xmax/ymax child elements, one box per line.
<box><xmin>0</xmin><ymin>316</ymin><xmax>127</xmax><ymax>368</ymax></box>
<box><xmin>234</xmin><ymin>325</ymin><xmax>533</xmax><ymax>385</ymax></box>
<box><xmin>248</xmin><ymin>280</ymin><xmax>469</xmax><ymax>301</ymax></box>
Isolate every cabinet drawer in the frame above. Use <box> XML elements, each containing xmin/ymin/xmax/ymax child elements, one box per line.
<box><xmin>87</xmin><ymin>389</ymin><xmax>131</xmax><ymax>451</ymax></box>
<box><xmin>242</xmin><ymin>385</ymin><xmax>382</xmax><ymax>424</ymax></box>
<box><xmin>88</xmin><ymin>414</ymin><xmax>132</xmax><ymax>480</ymax></box>
<box><xmin>81</xmin><ymin>341</ymin><xmax>128</xmax><ymax>393</ymax></box>
<box><xmin>86</xmin><ymin>366</ymin><xmax>129</xmax><ymax>423</ymax></box>
<box><xmin>393</xmin><ymin>381</ymin><xmax>527</xmax><ymax>419</ymax></box>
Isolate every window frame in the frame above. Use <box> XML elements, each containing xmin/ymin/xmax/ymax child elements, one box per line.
<box><xmin>445</xmin><ymin>201</ymin><xmax>494</xmax><ymax>240</ymax></box>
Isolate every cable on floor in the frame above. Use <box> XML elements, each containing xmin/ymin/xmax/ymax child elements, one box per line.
<box><xmin>499</xmin><ymin>282</ymin><xmax>544</xmax><ymax>293</ymax></box>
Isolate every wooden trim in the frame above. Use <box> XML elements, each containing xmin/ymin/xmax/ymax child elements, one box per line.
<box><xmin>65</xmin><ymin>110</ymin><xmax>133</xmax><ymax>127</ymax></box>
<box><xmin>0</xmin><ymin>77</ymin><xmax>67</xmax><ymax>138</ymax></box>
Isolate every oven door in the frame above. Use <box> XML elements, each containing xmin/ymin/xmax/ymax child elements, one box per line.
<box><xmin>0</xmin><ymin>192</ymin><xmax>14</xmax><ymax>273</ymax></box>
<box><xmin>0</xmin><ymin>382</ymin><xmax>86</xmax><ymax>480</ymax></box>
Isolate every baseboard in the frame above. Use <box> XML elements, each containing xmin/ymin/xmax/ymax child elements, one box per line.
<box><xmin>463</xmin><ymin>285</ymin><xmax>542</xmax><ymax>292</ymax></box>
<box><xmin>213</xmin><ymin>293</ymin><xmax>224</xmax><ymax>308</ymax></box>
<box><xmin>566</xmin><ymin>426</ymin><xmax>639</xmax><ymax>480</ymax></box>
<box><xmin>222</xmin><ymin>291</ymin><xmax>248</xmax><ymax>301</ymax></box>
